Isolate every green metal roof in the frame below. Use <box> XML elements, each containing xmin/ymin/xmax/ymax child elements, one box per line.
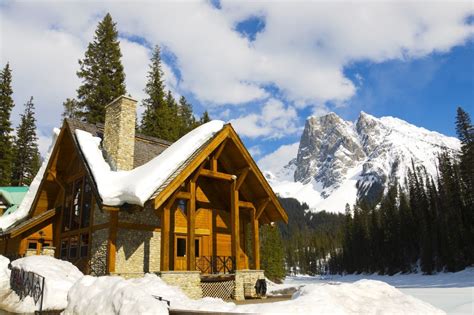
<box><xmin>0</xmin><ymin>186</ymin><xmax>28</xmax><ymax>215</ymax></box>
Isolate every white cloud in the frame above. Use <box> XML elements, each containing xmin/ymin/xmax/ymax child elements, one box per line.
<box><xmin>1</xmin><ymin>0</ymin><xmax>473</xmax><ymax>154</ymax></box>
<box><xmin>258</xmin><ymin>142</ymin><xmax>299</xmax><ymax>175</ymax></box>
<box><xmin>230</xmin><ymin>99</ymin><xmax>300</xmax><ymax>138</ymax></box>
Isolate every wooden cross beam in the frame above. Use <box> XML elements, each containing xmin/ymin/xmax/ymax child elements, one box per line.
<box><xmin>200</xmin><ymin>169</ymin><xmax>234</xmax><ymax>181</ymax></box>
<box><xmin>235</xmin><ymin>167</ymin><xmax>251</xmax><ymax>190</ymax></box>
<box><xmin>256</xmin><ymin>198</ymin><xmax>270</xmax><ymax>220</ymax></box>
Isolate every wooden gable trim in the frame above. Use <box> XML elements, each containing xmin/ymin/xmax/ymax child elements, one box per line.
<box><xmin>226</xmin><ymin>126</ymin><xmax>288</xmax><ymax>224</ymax></box>
<box><xmin>153</xmin><ymin>126</ymin><xmax>231</xmax><ymax>210</ymax></box>
<box><xmin>22</xmin><ymin>123</ymin><xmax>68</xmax><ymax>223</ymax></box>
<box><xmin>10</xmin><ymin>208</ymin><xmax>57</xmax><ymax>238</ymax></box>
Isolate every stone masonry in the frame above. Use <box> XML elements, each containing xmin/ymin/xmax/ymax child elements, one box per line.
<box><xmin>114</xmin><ymin>229</ymin><xmax>161</xmax><ymax>277</ymax></box>
<box><xmin>233</xmin><ymin>270</ymin><xmax>265</xmax><ymax>300</ymax></box>
<box><xmin>103</xmin><ymin>95</ymin><xmax>137</xmax><ymax>171</ymax></box>
<box><xmin>159</xmin><ymin>271</ymin><xmax>203</xmax><ymax>299</ymax></box>
<box><xmin>113</xmin><ymin>203</ymin><xmax>162</xmax><ymax>277</ymax></box>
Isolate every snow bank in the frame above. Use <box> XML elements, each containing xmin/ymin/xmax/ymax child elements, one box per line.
<box><xmin>0</xmin><ymin>255</ymin><xmax>83</xmax><ymax>312</ymax></box>
<box><xmin>76</xmin><ymin>120</ymin><xmax>224</xmax><ymax>206</ymax></box>
<box><xmin>239</xmin><ymin>280</ymin><xmax>445</xmax><ymax>314</ymax></box>
<box><xmin>0</xmin><ymin>128</ymin><xmax>60</xmax><ymax>230</ymax></box>
<box><xmin>64</xmin><ymin>275</ymin><xmax>169</xmax><ymax>315</ymax></box>
<box><xmin>64</xmin><ymin>274</ymin><xmax>235</xmax><ymax>315</ymax></box>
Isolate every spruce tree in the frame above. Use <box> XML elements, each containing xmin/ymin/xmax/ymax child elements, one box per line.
<box><xmin>0</xmin><ymin>63</ymin><xmax>15</xmax><ymax>186</ymax></box>
<box><xmin>76</xmin><ymin>13</ymin><xmax>126</xmax><ymax>124</ymax></box>
<box><xmin>140</xmin><ymin>46</ymin><xmax>180</xmax><ymax>141</ymax></box>
<box><xmin>260</xmin><ymin>224</ymin><xmax>286</xmax><ymax>282</ymax></box>
<box><xmin>200</xmin><ymin>110</ymin><xmax>211</xmax><ymax>124</ymax></box>
<box><xmin>11</xmin><ymin>97</ymin><xmax>41</xmax><ymax>186</ymax></box>
<box><xmin>455</xmin><ymin>107</ymin><xmax>473</xmax><ymax>206</ymax></box>
<box><xmin>62</xmin><ymin>98</ymin><xmax>82</xmax><ymax>120</ymax></box>
<box><xmin>178</xmin><ymin>95</ymin><xmax>196</xmax><ymax>137</ymax></box>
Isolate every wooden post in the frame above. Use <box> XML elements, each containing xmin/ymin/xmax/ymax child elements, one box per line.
<box><xmin>187</xmin><ymin>181</ymin><xmax>196</xmax><ymax>271</ymax></box>
<box><xmin>252</xmin><ymin>208</ymin><xmax>260</xmax><ymax>270</ymax></box>
<box><xmin>160</xmin><ymin>205</ymin><xmax>171</xmax><ymax>271</ymax></box>
<box><xmin>107</xmin><ymin>211</ymin><xmax>118</xmax><ymax>274</ymax></box>
<box><xmin>230</xmin><ymin>180</ymin><xmax>240</xmax><ymax>270</ymax></box>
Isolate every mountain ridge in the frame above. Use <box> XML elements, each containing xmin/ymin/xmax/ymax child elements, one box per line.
<box><xmin>262</xmin><ymin>111</ymin><xmax>460</xmax><ymax>213</ymax></box>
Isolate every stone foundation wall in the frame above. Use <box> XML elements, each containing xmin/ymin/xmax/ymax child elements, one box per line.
<box><xmin>90</xmin><ymin>228</ymin><xmax>108</xmax><ymax>276</ymax></box>
<box><xmin>93</xmin><ymin>203</ymin><xmax>108</xmax><ymax>225</ymax></box>
<box><xmin>159</xmin><ymin>271</ymin><xmax>203</xmax><ymax>299</ymax></box>
<box><xmin>234</xmin><ymin>270</ymin><xmax>265</xmax><ymax>300</ymax></box>
<box><xmin>115</xmin><ymin>229</ymin><xmax>161</xmax><ymax>275</ymax></box>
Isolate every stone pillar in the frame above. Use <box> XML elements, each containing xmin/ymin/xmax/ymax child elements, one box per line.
<box><xmin>103</xmin><ymin>95</ymin><xmax>137</xmax><ymax>171</ymax></box>
<box><xmin>41</xmin><ymin>246</ymin><xmax>56</xmax><ymax>257</ymax></box>
<box><xmin>158</xmin><ymin>271</ymin><xmax>203</xmax><ymax>299</ymax></box>
<box><xmin>233</xmin><ymin>270</ymin><xmax>265</xmax><ymax>300</ymax></box>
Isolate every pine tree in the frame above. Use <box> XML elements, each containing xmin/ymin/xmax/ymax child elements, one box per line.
<box><xmin>260</xmin><ymin>224</ymin><xmax>286</xmax><ymax>282</ymax></box>
<box><xmin>178</xmin><ymin>96</ymin><xmax>196</xmax><ymax>137</ymax></box>
<box><xmin>11</xmin><ymin>97</ymin><xmax>41</xmax><ymax>186</ymax></box>
<box><xmin>200</xmin><ymin>110</ymin><xmax>211</xmax><ymax>124</ymax></box>
<box><xmin>0</xmin><ymin>63</ymin><xmax>15</xmax><ymax>186</ymax></box>
<box><xmin>76</xmin><ymin>13</ymin><xmax>126</xmax><ymax>124</ymax></box>
<box><xmin>140</xmin><ymin>46</ymin><xmax>180</xmax><ymax>141</ymax></box>
<box><xmin>62</xmin><ymin>98</ymin><xmax>82</xmax><ymax>120</ymax></box>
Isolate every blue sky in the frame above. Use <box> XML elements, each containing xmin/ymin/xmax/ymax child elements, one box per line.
<box><xmin>1</xmin><ymin>1</ymin><xmax>473</xmax><ymax>165</ymax></box>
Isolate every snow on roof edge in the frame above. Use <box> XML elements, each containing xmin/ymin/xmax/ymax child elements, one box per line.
<box><xmin>0</xmin><ymin>128</ymin><xmax>60</xmax><ymax>231</ymax></box>
<box><xmin>75</xmin><ymin>120</ymin><xmax>225</xmax><ymax>207</ymax></box>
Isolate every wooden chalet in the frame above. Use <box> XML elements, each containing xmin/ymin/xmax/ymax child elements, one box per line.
<box><xmin>0</xmin><ymin>95</ymin><xmax>288</xmax><ymax>300</ymax></box>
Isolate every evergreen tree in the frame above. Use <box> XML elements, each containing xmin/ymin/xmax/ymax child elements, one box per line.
<box><xmin>62</xmin><ymin>98</ymin><xmax>82</xmax><ymax>120</ymax></box>
<box><xmin>0</xmin><ymin>63</ymin><xmax>15</xmax><ymax>185</ymax></box>
<box><xmin>76</xmin><ymin>13</ymin><xmax>126</xmax><ymax>124</ymax></box>
<box><xmin>11</xmin><ymin>97</ymin><xmax>41</xmax><ymax>186</ymax></box>
<box><xmin>178</xmin><ymin>96</ymin><xmax>196</xmax><ymax>137</ymax></box>
<box><xmin>200</xmin><ymin>110</ymin><xmax>211</xmax><ymax>124</ymax></box>
<box><xmin>140</xmin><ymin>46</ymin><xmax>181</xmax><ymax>141</ymax></box>
<box><xmin>260</xmin><ymin>224</ymin><xmax>285</xmax><ymax>282</ymax></box>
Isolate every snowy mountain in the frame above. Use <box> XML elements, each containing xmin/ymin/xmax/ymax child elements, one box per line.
<box><xmin>262</xmin><ymin>112</ymin><xmax>460</xmax><ymax>213</ymax></box>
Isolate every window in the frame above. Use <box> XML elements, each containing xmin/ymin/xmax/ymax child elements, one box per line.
<box><xmin>177</xmin><ymin>238</ymin><xmax>186</xmax><ymax>257</ymax></box>
<box><xmin>69</xmin><ymin>236</ymin><xmax>79</xmax><ymax>259</ymax></box>
<box><xmin>62</xmin><ymin>185</ymin><xmax>72</xmax><ymax>232</ymax></box>
<box><xmin>28</xmin><ymin>241</ymin><xmax>37</xmax><ymax>250</ymax></box>
<box><xmin>81</xmin><ymin>179</ymin><xmax>92</xmax><ymax>228</ymax></box>
<box><xmin>71</xmin><ymin>179</ymin><xmax>83</xmax><ymax>230</ymax></box>
<box><xmin>60</xmin><ymin>176</ymin><xmax>93</xmax><ymax>262</ymax></box>
<box><xmin>60</xmin><ymin>239</ymin><xmax>69</xmax><ymax>259</ymax></box>
<box><xmin>195</xmin><ymin>239</ymin><xmax>200</xmax><ymax>257</ymax></box>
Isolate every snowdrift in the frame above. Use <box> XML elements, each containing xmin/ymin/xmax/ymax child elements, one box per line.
<box><xmin>0</xmin><ymin>255</ymin><xmax>447</xmax><ymax>314</ymax></box>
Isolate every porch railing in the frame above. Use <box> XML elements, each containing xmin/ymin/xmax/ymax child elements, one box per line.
<box><xmin>196</xmin><ymin>256</ymin><xmax>235</xmax><ymax>274</ymax></box>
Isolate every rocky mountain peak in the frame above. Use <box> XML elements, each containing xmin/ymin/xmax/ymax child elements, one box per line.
<box><xmin>264</xmin><ymin>111</ymin><xmax>460</xmax><ymax>213</ymax></box>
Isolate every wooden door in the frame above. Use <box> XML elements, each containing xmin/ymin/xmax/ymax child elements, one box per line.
<box><xmin>174</xmin><ymin>235</ymin><xmax>187</xmax><ymax>271</ymax></box>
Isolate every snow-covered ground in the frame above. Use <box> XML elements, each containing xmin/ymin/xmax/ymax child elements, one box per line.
<box><xmin>1</xmin><ymin>255</ymin><xmax>470</xmax><ymax>314</ymax></box>
<box><xmin>282</xmin><ymin>270</ymin><xmax>474</xmax><ymax>315</ymax></box>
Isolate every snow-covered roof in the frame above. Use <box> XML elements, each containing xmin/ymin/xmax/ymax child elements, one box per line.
<box><xmin>75</xmin><ymin>120</ymin><xmax>225</xmax><ymax>206</ymax></box>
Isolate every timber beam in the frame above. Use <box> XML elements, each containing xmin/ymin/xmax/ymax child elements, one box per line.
<box><xmin>235</xmin><ymin>167</ymin><xmax>250</xmax><ymax>190</ymax></box>
<box><xmin>256</xmin><ymin>198</ymin><xmax>270</xmax><ymax>220</ymax></box>
<box><xmin>200</xmin><ymin>169</ymin><xmax>234</xmax><ymax>181</ymax></box>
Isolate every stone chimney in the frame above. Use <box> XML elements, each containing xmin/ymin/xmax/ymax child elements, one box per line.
<box><xmin>103</xmin><ymin>95</ymin><xmax>137</xmax><ymax>171</ymax></box>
